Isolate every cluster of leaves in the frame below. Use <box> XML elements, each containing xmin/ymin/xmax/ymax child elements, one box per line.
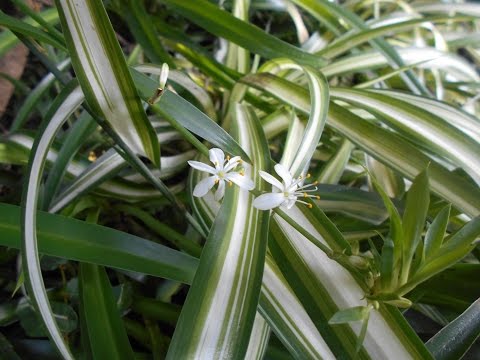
<box><xmin>0</xmin><ymin>0</ymin><xmax>479</xmax><ymax>359</ymax></box>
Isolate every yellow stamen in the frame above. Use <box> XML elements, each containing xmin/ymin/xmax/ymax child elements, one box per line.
<box><xmin>215</xmin><ymin>179</ymin><xmax>219</xmax><ymax>184</ymax></box>
<box><xmin>316</xmin><ymin>195</ymin><xmax>320</xmax><ymax>200</ymax></box>
<box><xmin>226</xmin><ymin>155</ymin><xmax>230</xmax><ymax>161</ymax></box>
<box><xmin>306</xmin><ymin>173</ymin><xmax>311</xmax><ymax>178</ymax></box>
<box><xmin>239</xmin><ymin>170</ymin><xmax>245</xmax><ymax>176</ymax></box>
<box><xmin>303</xmin><ymin>192</ymin><xmax>307</xmax><ymax>197</ymax></box>
<box><xmin>88</xmin><ymin>151</ymin><xmax>97</xmax><ymax>162</ymax></box>
<box><xmin>307</xmin><ymin>203</ymin><xmax>313</xmax><ymax>209</ymax></box>
<box><xmin>228</xmin><ymin>181</ymin><xmax>233</xmax><ymax>187</ymax></box>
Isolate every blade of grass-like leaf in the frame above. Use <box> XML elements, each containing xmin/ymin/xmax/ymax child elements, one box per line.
<box><xmin>79</xmin><ymin>263</ymin><xmax>135</xmax><ymax>359</ymax></box>
<box><xmin>55</xmin><ymin>0</ymin><xmax>160</xmax><ymax>164</ymax></box>
<box><xmin>317</xmin><ymin>139</ymin><xmax>355</xmax><ymax>184</ymax></box>
<box><xmin>130</xmin><ymin>68</ymin><xmax>249</xmax><ymax>161</ymax></box>
<box><xmin>189</xmin><ymin>158</ymin><xmax>337</xmax><ymax>359</ymax></box>
<box><xmin>134</xmin><ymin>64</ymin><xmax>216</xmax><ymax>121</ymax></box>
<box><xmin>43</xmin><ymin>111</ymin><xmax>97</xmax><ymax>209</ymax></box>
<box><xmin>0</xmin><ymin>10</ymin><xmax>66</xmax><ymax>51</ymax></box>
<box><xmin>260</xmin><ymin>254</ymin><xmax>335</xmax><ymax>359</ymax></box>
<box><xmin>400</xmin><ymin>169</ymin><xmax>430</xmax><ymax>284</ymax></box>
<box><xmin>1</xmin><ymin>202</ymin><xmax>197</xmax><ymax>283</ymax></box>
<box><xmin>245</xmin><ymin>314</ymin><xmax>270</xmax><ymax>360</ymax></box>
<box><xmin>263</xmin><ymin>60</ymin><xmax>330</xmax><ymax>177</ymax></box>
<box><xmin>269</xmin><ymin>205</ymin><xmax>433</xmax><ymax>359</ymax></box>
<box><xmin>21</xmin><ymin>81</ymin><xmax>84</xmax><ymax>360</ymax></box>
<box><xmin>331</xmin><ymin>88</ymin><xmax>480</xmax><ymax>185</ymax></box>
<box><xmin>290</xmin><ymin>0</ymin><xmax>430</xmax><ymax>95</ymax></box>
<box><xmin>167</xmin><ymin>105</ymin><xmax>269</xmax><ymax>359</ymax></box>
<box><xmin>240</xmin><ymin>72</ymin><xmax>480</xmax><ymax>217</ymax></box>
<box><xmin>2</xmin><ymin>132</ymin><xmax>187</xmax><ymax>210</ymax></box>
<box><xmin>49</xmin><ymin>148</ymin><xmax>127</xmax><ymax>213</ymax></box>
<box><xmin>0</xmin><ymin>8</ymin><xmax>59</xmax><ymax>57</ymax></box>
<box><xmin>423</xmin><ymin>205</ymin><xmax>451</xmax><ymax>261</ymax></box>
<box><xmin>369</xmin><ymin>172</ymin><xmax>403</xmax><ymax>291</ymax></box>
<box><xmin>321</xmin><ymin>47</ymin><xmax>478</xmax><ymax>81</ymax></box>
<box><xmin>426</xmin><ymin>298</ymin><xmax>480</xmax><ymax>360</ymax></box>
<box><xmin>414</xmin><ymin>3</ymin><xmax>480</xmax><ymax>16</ymax></box>
<box><xmin>372</xmin><ymin>90</ymin><xmax>480</xmax><ymax>140</ymax></box>
<box><xmin>317</xmin><ymin>15</ymin><xmax>471</xmax><ymax>60</ymax></box>
<box><xmin>10</xmin><ymin>59</ymin><xmax>71</xmax><ymax>133</ymax></box>
<box><xmin>117</xmin><ymin>0</ymin><xmax>174</xmax><ymax>67</ymax></box>
<box><xmin>400</xmin><ymin>217</ymin><xmax>480</xmax><ymax>295</ymax></box>
<box><xmin>225</xmin><ymin>0</ymin><xmax>251</xmax><ymax>73</ymax></box>
<box><xmin>159</xmin><ymin>0</ymin><xmax>325</xmax><ymax>67</ymax></box>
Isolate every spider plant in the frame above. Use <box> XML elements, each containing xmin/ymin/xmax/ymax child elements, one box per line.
<box><xmin>0</xmin><ymin>0</ymin><xmax>479</xmax><ymax>359</ymax></box>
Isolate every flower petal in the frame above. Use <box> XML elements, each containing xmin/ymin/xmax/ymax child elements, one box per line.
<box><xmin>274</xmin><ymin>163</ymin><xmax>293</xmax><ymax>188</ymax></box>
<box><xmin>214</xmin><ymin>179</ymin><xmax>226</xmax><ymax>201</ymax></box>
<box><xmin>259</xmin><ymin>170</ymin><xmax>284</xmax><ymax>191</ymax></box>
<box><xmin>227</xmin><ymin>173</ymin><xmax>255</xmax><ymax>191</ymax></box>
<box><xmin>285</xmin><ymin>198</ymin><xmax>297</xmax><ymax>209</ymax></box>
<box><xmin>224</xmin><ymin>156</ymin><xmax>241</xmax><ymax>172</ymax></box>
<box><xmin>253</xmin><ymin>192</ymin><xmax>286</xmax><ymax>210</ymax></box>
<box><xmin>209</xmin><ymin>148</ymin><xmax>225</xmax><ymax>168</ymax></box>
<box><xmin>188</xmin><ymin>160</ymin><xmax>216</xmax><ymax>174</ymax></box>
<box><xmin>193</xmin><ymin>176</ymin><xmax>217</xmax><ymax>197</ymax></box>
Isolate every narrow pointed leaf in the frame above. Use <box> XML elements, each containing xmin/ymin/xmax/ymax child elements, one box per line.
<box><xmin>426</xmin><ymin>298</ymin><xmax>480</xmax><ymax>360</ymax></box>
<box><xmin>0</xmin><ymin>202</ymin><xmax>198</xmax><ymax>283</ymax></box>
<box><xmin>21</xmin><ymin>81</ymin><xmax>84</xmax><ymax>360</ymax></box>
<box><xmin>240</xmin><ymin>73</ymin><xmax>480</xmax><ymax>217</ymax></box>
<box><xmin>130</xmin><ymin>68</ymin><xmax>249</xmax><ymax>161</ymax></box>
<box><xmin>331</xmin><ymin>89</ymin><xmax>480</xmax><ymax>185</ymax></box>
<box><xmin>401</xmin><ymin>169</ymin><xmax>430</xmax><ymax>283</ymax></box>
<box><xmin>55</xmin><ymin>0</ymin><xmax>160</xmax><ymax>164</ymax></box>
<box><xmin>167</xmin><ymin>105</ymin><xmax>270</xmax><ymax>359</ymax></box>
<box><xmin>159</xmin><ymin>0</ymin><xmax>325</xmax><ymax>67</ymax></box>
<box><xmin>424</xmin><ymin>205</ymin><xmax>451</xmax><ymax>260</ymax></box>
<box><xmin>79</xmin><ymin>263</ymin><xmax>134</xmax><ymax>359</ymax></box>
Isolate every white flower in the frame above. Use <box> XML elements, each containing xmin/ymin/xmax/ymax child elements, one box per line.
<box><xmin>253</xmin><ymin>163</ymin><xmax>320</xmax><ymax>210</ymax></box>
<box><xmin>188</xmin><ymin>148</ymin><xmax>254</xmax><ymax>201</ymax></box>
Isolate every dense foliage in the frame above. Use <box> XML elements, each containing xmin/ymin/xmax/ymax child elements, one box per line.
<box><xmin>0</xmin><ymin>0</ymin><xmax>479</xmax><ymax>359</ymax></box>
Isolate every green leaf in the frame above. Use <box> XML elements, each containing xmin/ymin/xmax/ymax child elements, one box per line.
<box><xmin>424</xmin><ymin>205</ymin><xmax>451</xmax><ymax>260</ymax></box>
<box><xmin>43</xmin><ymin>111</ymin><xmax>97</xmax><ymax>209</ymax></box>
<box><xmin>118</xmin><ymin>0</ymin><xmax>174</xmax><ymax>67</ymax></box>
<box><xmin>240</xmin><ymin>72</ymin><xmax>480</xmax><ymax>217</ymax></box>
<box><xmin>369</xmin><ymin>170</ymin><xmax>403</xmax><ymax>291</ymax></box>
<box><xmin>159</xmin><ymin>0</ymin><xmax>324</xmax><ymax>67</ymax></box>
<box><xmin>331</xmin><ymin>89</ymin><xmax>480</xmax><ymax>186</ymax></box>
<box><xmin>426</xmin><ymin>298</ymin><xmax>480</xmax><ymax>360</ymax></box>
<box><xmin>400</xmin><ymin>216</ymin><xmax>480</xmax><ymax>295</ymax></box>
<box><xmin>401</xmin><ymin>168</ymin><xmax>430</xmax><ymax>284</ymax></box>
<box><xmin>79</xmin><ymin>263</ymin><xmax>135</xmax><ymax>360</ymax></box>
<box><xmin>329</xmin><ymin>306</ymin><xmax>369</xmax><ymax>324</ymax></box>
<box><xmin>130</xmin><ymin>68</ymin><xmax>249</xmax><ymax>161</ymax></box>
<box><xmin>10</xmin><ymin>59</ymin><xmax>71</xmax><ymax>133</ymax></box>
<box><xmin>21</xmin><ymin>81</ymin><xmax>83</xmax><ymax>360</ymax></box>
<box><xmin>0</xmin><ymin>8</ymin><xmax>60</xmax><ymax>57</ymax></box>
<box><xmin>290</xmin><ymin>0</ymin><xmax>430</xmax><ymax>95</ymax></box>
<box><xmin>0</xmin><ymin>10</ymin><xmax>66</xmax><ymax>51</ymax></box>
<box><xmin>55</xmin><ymin>0</ymin><xmax>160</xmax><ymax>165</ymax></box>
<box><xmin>167</xmin><ymin>105</ymin><xmax>270</xmax><ymax>359</ymax></box>
<box><xmin>260</xmin><ymin>254</ymin><xmax>334</xmax><ymax>359</ymax></box>
<box><xmin>0</xmin><ymin>202</ymin><xmax>198</xmax><ymax>283</ymax></box>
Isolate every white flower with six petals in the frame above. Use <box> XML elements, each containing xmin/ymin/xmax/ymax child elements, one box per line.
<box><xmin>253</xmin><ymin>163</ymin><xmax>320</xmax><ymax>210</ymax></box>
<box><xmin>188</xmin><ymin>148</ymin><xmax>254</xmax><ymax>201</ymax></box>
